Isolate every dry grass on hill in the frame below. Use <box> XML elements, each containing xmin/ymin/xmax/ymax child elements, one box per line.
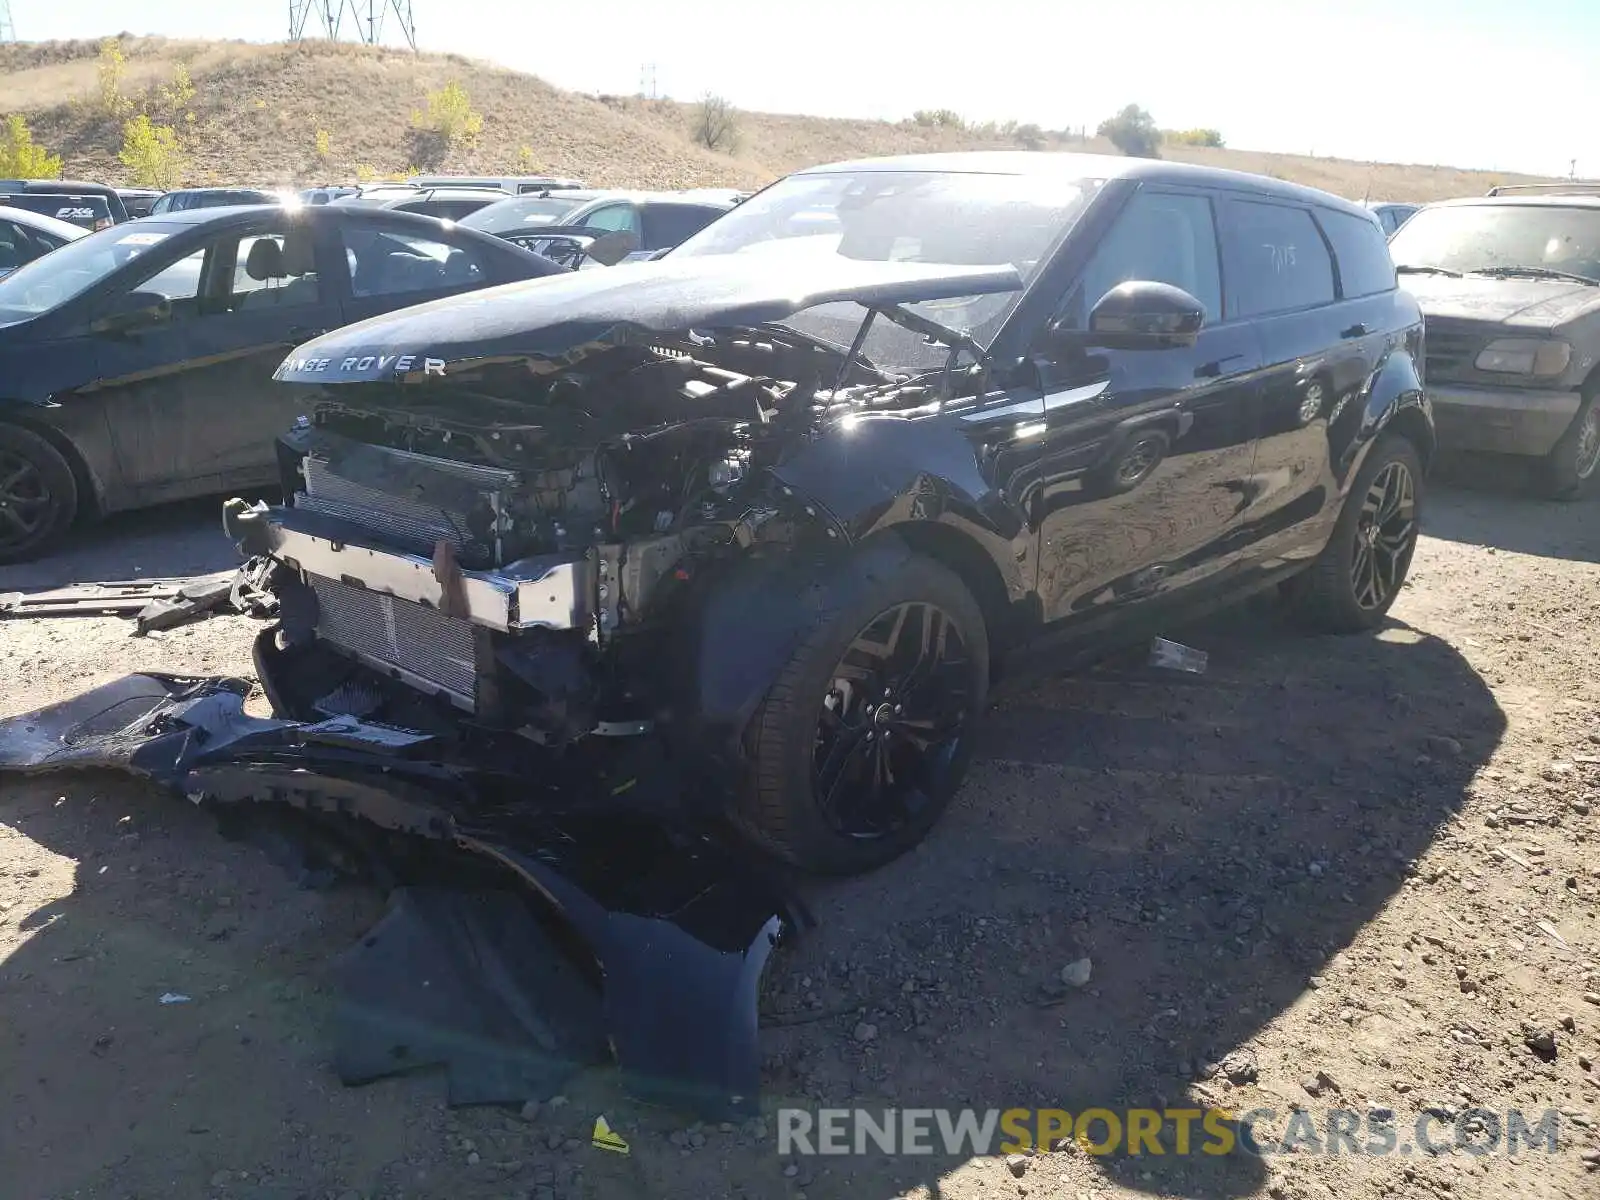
<box><xmin>0</xmin><ymin>36</ymin><xmax>1563</xmax><ymax>200</ymax></box>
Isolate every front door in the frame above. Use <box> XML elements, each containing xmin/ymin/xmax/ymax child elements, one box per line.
<box><xmin>1026</xmin><ymin>187</ymin><xmax>1262</xmax><ymax>624</ymax></box>
<box><xmin>85</xmin><ymin>216</ymin><xmax>342</xmax><ymax>503</ymax></box>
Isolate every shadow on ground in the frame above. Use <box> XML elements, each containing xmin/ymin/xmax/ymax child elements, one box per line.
<box><xmin>1424</xmin><ymin>455</ymin><xmax>1599</xmax><ymax>563</ymax></box>
<box><xmin>0</xmin><ymin>490</ymin><xmax>268</xmax><ymax>594</ymax></box>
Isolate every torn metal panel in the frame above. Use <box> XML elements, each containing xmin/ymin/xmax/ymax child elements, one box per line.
<box><xmin>0</xmin><ymin>573</ymin><xmax>232</xmax><ymax>619</ymax></box>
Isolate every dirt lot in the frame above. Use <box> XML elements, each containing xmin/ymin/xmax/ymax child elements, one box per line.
<box><xmin>1</xmin><ymin>473</ymin><xmax>1597</xmax><ymax>1200</ymax></box>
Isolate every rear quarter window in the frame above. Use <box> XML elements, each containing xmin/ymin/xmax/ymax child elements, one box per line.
<box><xmin>1222</xmin><ymin>199</ymin><xmax>1337</xmax><ymax>317</ymax></box>
<box><xmin>1319</xmin><ymin>208</ymin><xmax>1398</xmax><ymax>298</ymax></box>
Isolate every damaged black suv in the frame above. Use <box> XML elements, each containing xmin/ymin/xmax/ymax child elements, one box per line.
<box><xmin>228</xmin><ymin>152</ymin><xmax>1433</xmax><ymax>875</ymax></box>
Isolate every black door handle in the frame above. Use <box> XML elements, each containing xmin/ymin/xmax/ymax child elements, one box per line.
<box><xmin>1194</xmin><ymin>353</ymin><xmax>1243</xmax><ymax>379</ymax></box>
<box><xmin>1341</xmin><ymin>323</ymin><xmax>1369</xmax><ymax>339</ymax></box>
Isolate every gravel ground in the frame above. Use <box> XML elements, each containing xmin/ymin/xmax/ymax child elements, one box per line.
<box><xmin>1</xmin><ymin>474</ymin><xmax>1597</xmax><ymax>1200</ymax></box>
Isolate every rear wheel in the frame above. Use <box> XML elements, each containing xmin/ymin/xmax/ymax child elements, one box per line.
<box><xmin>1284</xmin><ymin>433</ymin><xmax>1422</xmax><ymax>633</ymax></box>
<box><xmin>738</xmin><ymin>552</ymin><xmax>989</xmax><ymax>875</ymax></box>
<box><xmin>0</xmin><ymin>423</ymin><xmax>77</xmax><ymax>564</ymax></box>
<box><xmin>1539</xmin><ymin>393</ymin><xmax>1600</xmax><ymax>500</ymax></box>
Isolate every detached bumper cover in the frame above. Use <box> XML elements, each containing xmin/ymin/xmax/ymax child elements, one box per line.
<box><xmin>1428</xmin><ymin>382</ymin><xmax>1581</xmax><ymax>457</ymax></box>
<box><xmin>0</xmin><ymin>673</ymin><xmax>795</xmax><ymax>1118</ymax></box>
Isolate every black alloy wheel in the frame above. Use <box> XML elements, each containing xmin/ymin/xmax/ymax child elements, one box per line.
<box><xmin>0</xmin><ymin>425</ymin><xmax>78</xmax><ymax>564</ymax></box>
<box><xmin>812</xmin><ymin>601</ymin><xmax>974</xmax><ymax>840</ymax></box>
<box><xmin>1113</xmin><ymin>431</ymin><xmax>1168</xmax><ymax>490</ymax></box>
<box><xmin>1350</xmin><ymin>459</ymin><xmax>1417</xmax><ymax>612</ymax></box>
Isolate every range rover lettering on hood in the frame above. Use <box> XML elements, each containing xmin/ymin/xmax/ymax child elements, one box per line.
<box><xmin>274</xmin><ymin>353</ymin><xmax>446</xmax><ymax>380</ymax></box>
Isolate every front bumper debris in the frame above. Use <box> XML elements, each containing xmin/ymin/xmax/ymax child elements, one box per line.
<box><xmin>1428</xmin><ymin>382</ymin><xmax>1581</xmax><ymax>457</ymax></box>
<box><xmin>0</xmin><ymin>673</ymin><xmax>800</xmax><ymax>1118</ymax></box>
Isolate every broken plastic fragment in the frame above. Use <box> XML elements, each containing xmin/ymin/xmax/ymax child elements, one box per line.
<box><xmin>1149</xmin><ymin>637</ymin><xmax>1208</xmax><ymax>674</ymax></box>
<box><xmin>159</xmin><ymin>992</ymin><xmax>191</xmax><ymax>1005</ymax></box>
<box><xmin>592</xmin><ymin>1116</ymin><xmax>630</xmax><ymax>1154</ymax></box>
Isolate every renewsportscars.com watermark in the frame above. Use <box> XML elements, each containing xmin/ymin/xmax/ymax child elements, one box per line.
<box><xmin>777</xmin><ymin>1106</ymin><xmax>1566</xmax><ymax>1158</ymax></box>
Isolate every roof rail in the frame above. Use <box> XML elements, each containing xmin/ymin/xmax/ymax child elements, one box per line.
<box><xmin>1486</xmin><ymin>182</ymin><xmax>1600</xmax><ymax>197</ymax></box>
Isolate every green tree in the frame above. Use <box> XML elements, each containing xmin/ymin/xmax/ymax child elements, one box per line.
<box><xmin>97</xmin><ymin>38</ymin><xmax>131</xmax><ymax>117</ymax></box>
<box><xmin>1097</xmin><ymin>104</ymin><xmax>1161</xmax><ymax>158</ymax></box>
<box><xmin>412</xmin><ymin>81</ymin><xmax>483</xmax><ymax>148</ymax></box>
<box><xmin>1166</xmin><ymin>128</ymin><xmax>1225</xmax><ymax>148</ymax></box>
<box><xmin>0</xmin><ymin>115</ymin><xmax>64</xmax><ymax>179</ymax></box>
<box><xmin>159</xmin><ymin>63</ymin><xmax>196</xmax><ymax>114</ymax></box>
<box><xmin>118</xmin><ymin>114</ymin><xmax>185</xmax><ymax>188</ymax></box>
<box><xmin>1014</xmin><ymin>122</ymin><xmax>1046</xmax><ymax>151</ymax></box>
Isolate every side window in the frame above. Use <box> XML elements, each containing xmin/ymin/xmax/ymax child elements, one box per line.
<box><xmin>641</xmin><ymin>204</ymin><xmax>719</xmax><ymax>249</ymax></box>
<box><xmin>1062</xmin><ymin>190</ymin><xmax>1223</xmax><ymax>327</ymax></box>
<box><xmin>127</xmin><ymin>246</ymin><xmax>206</xmax><ymax>311</ymax></box>
<box><xmin>579</xmin><ymin>204</ymin><xmax>640</xmax><ymax>235</ymax></box>
<box><xmin>341</xmin><ymin>229</ymin><xmax>488</xmax><ymax>298</ymax></box>
<box><xmin>0</xmin><ymin>219</ymin><xmax>31</xmax><ymax>271</ymax></box>
<box><xmin>1223</xmin><ymin>200</ymin><xmax>1336</xmax><ymax>316</ymax></box>
<box><xmin>229</xmin><ymin>231</ymin><xmax>323</xmax><ymax>308</ymax></box>
<box><xmin>1317</xmin><ymin>208</ymin><xmax>1397</xmax><ymax>299</ymax></box>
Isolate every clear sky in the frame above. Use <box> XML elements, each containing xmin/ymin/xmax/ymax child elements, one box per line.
<box><xmin>8</xmin><ymin>0</ymin><xmax>1597</xmax><ymax>176</ymax></box>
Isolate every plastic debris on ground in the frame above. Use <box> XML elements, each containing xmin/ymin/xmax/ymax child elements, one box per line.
<box><xmin>1149</xmin><ymin>636</ymin><xmax>1209</xmax><ymax>674</ymax></box>
<box><xmin>592</xmin><ymin>1116</ymin><xmax>630</xmax><ymax>1154</ymax></box>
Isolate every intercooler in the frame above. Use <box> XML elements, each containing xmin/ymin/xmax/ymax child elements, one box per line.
<box><xmin>309</xmin><ymin>573</ymin><xmax>479</xmax><ymax>710</ymax></box>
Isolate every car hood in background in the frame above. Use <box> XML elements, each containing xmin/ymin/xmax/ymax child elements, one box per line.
<box><xmin>1400</xmin><ymin>273</ymin><xmax>1600</xmax><ymax>331</ymax></box>
<box><xmin>272</xmin><ymin>256</ymin><xmax>1023</xmax><ymax>384</ymax></box>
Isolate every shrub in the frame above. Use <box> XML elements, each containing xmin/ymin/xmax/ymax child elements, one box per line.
<box><xmin>1166</xmin><ymin>127</ymin><xmax>1225</xmax><ymax>148</ymax></box>
<box><xmin>912</xmin><ymin>108</ymin><xmax>965</xmax><ymax>130</ymax></box>
<box><xmin>412</xmin><ymin>81</ymin><xmax>482</xmax><ymax>148</ymax></box>
<box><xmin>354</xmin><ymin>162</ymin><xmax>379</xmax><ymax>183</ymax></box>
<box><xmin>691</xmin><ymin>93</ymin><xmax>740</xmax><ymax>152</ymax></box>
<box><xmin>1015</xmin><ymin>122</ymin><xmax>1045</xmax><ymax>151</ymax></box>
<box><xmin>159</xmin><ymin>63</ymin><xmax>196</xmax><ymax>114</ymax></box>
<box><xmin>97</xmin><ymin>38</ymin><xmax>131</xmax><ymax>117</ymax></box>
<box><xmin>118</xmin><ymin>114</ymin><xmax>185</xmax><ymax>188</ymax></box>
<box><xmin>517</xmin><ymin>145</ymin><xmax>537</xmax><ymax>171</ymax></box>
<box><xmin>1097</xmin><ymin>104</ymin><xmax>1160</xmax><ymax>158</ymax></box>
<box><xmin>0</xmin><ymin>114</ymin><xmax>64</xmax><ymax>179</ymax></box>
<box><xmin>314</xmin><ymin>128</ymin><xmax>331</xmax><ymax>160</ymax></box>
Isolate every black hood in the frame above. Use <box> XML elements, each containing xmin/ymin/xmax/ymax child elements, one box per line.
<box><xmin>1401</xmin><ymin>273</ymin><xmax>1600</xmax><ymax>331</ymax></box>
<box><xmin>273</xmin><ymin>255</ymin><xmax>1023</xmax><ymax>384</ymax></box>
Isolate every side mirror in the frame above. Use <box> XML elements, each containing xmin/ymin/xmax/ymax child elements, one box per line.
<box><xmin>1082</xmin><ymin>280</ymin><xmax>1205</xmax><ymax>350</ymax></box>
<box><xmin>90</xmin><ymin>292</ymin><xmax>172</xmax><ymax>336</ymax></box>
<box><xmin>583</xmin><ymin>229</ymin><xmax>642</xmax><ymax>267</ymax></box>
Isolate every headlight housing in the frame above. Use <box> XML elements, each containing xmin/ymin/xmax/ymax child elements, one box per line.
<box><xmin>1474</xmin><ymin>338</ymin><xmax>1572</xmax><ymax>377</ymax></box>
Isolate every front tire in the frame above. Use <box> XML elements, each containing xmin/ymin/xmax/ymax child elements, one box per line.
<box><xmin>738</xmin><ymin>550</ymin><xmax>989</xmax><ymax>876</ymax></box>
<box><xmin>0</xmin><ymin>423</ymin><xmax>78</xmax><ymax>564</ymax></box>
<box><xmin>1284</xmin><ymin>432</ymin><xmax>1423</xmax><ymax>633</ymax></box>
<box><xmin>1539</xmin><ymin>392</ymin><xmax>1600</xmax><ymax>500</ymax></box>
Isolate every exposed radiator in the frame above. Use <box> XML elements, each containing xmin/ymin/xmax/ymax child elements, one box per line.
<box><xmin>309</xmin><ymin>573</ymin><xmax>478</xmax><ymax>710</ymax></box>
<box><xmin>298</xmin><ymin>441</ymin><xmax>518</xmax><ymax>559</ymax></box>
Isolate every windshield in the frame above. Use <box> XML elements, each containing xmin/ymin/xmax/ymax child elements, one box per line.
<box><xmin>1390</xmin><ymin>204</ymin><xmax>1600</xmax><ymax>279</ymax></box>
<box><xmin>0</xmin><ymin>222</ymin><xmax>185</xmax><ymax>321</ymax></box>
<box><xmin>460</xmin><ymin>195</ymin><xmax>591</xmax><ymax>234</ymax></box>
<box><xmin>668</xmin><ymin>169</ymin><xmax>1101</xmax><ymax>373</ymax></box>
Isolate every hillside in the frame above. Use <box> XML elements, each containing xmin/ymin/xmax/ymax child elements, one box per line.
<box><xmin>0</xmin><ymin>36</ymin><xmax>1563</xmax><ymax>200</ymax></box>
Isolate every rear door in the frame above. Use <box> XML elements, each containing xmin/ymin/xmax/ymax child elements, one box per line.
<box><xmin>83</xmin><ymin>216</ymin><xmax>344</xmax><ymax>500</ymax></box>
<box><xmin>1219</xmin><ymin>196</ymin><xmax>1379</xmax><ymax>564</ymax></box>
<box><xmin>1028</xmin><ymin>186</ymin><xmax>1263</xmax><ymax>623</ymax></box>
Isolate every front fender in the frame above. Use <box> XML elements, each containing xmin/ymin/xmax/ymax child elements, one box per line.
<box><xmin>768</xmin><ymin>413</ymin><xmax>1030</xmax><ymax>600</ymax></box>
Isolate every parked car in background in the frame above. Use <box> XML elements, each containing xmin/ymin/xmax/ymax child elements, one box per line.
<box><xmin>455</xmin><ymin>189</ymin><xmax>605</xmax><ymax>236</ymax></box>
<box><xmin>483</xmin><ymin>190</ymin><xmax>738</xmax><ymax>263</ymax></box>
<box><xmin>332</xmin><ymin>186</ymin><xmax>505</xmax><ymax>222</ymax></box>
<box><xmin>247</xmin><ymin>151</ymin><xmax>1431</xmax><ymax>874</ymax></box>
<box><xmin>298</xmin><ymin>186</ymin><xmax>361</xmax><ymax>206</ymax></box>
<box><xmin>0</xmin><ymin>179</ymin><xmax>129</xmax><ymax>224</ymax></box>
<box><xmin>1391</xmin><ymin>187</ymin><xmax>1600</xmax><ymax>496</ymax></box>
<box><xmin>0</xmin><ymin>204</ymin><xmax>567</xmax><ymax>561</ymax></box>
<box><xmin>405</xmin><ymin>174</ymin><xmax>587</xmax><ymax>193</ymax></box>
<box><xmin>1366</xmin><ymin>201</ymin><xmax>1420</xmax><ymax>235</ymax></box>
<box><xmin>0</xmin><ymin>205</ymin><xmax>86</xmax><ymax>277</ymax></box>
<box><xmin>150</xmin><ymin>188</ymin><xmax>288</xmax><ymax>215</ymax></box>
<box><xmin>0</xmin><ymin>191</ymin><xmax>114</xmax><ymax>231</ymax></box>
<box><xmin>117</xmin><ymin>188</ymin><xmax>164</xmax><ymax>219</ymax></box>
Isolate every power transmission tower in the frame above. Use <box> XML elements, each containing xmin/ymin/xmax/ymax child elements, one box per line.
<box><xmin>290</xmin><ymin>0</ymin><xmax>417</xmax><ymax>51</ymax></box>
<box><xmin>639</xmin><ymin>62</ymin><xmax>657</xmax><ymax>99</ymax></box>
<box><xmin>0</xmin><ymin>0</ymin><xmax>17</xmax><ymax>43</ymax></box>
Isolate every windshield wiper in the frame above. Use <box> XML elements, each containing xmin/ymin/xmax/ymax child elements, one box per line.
<box><xmin>1396</xmin><ymin>264</ymin><xmax>1462</xmax><ymax>278</ymax></box>
<box><xmin>1471</xmin><ymin>265</ymin><xmax>1600</xmax><ymax>286</ymax></box>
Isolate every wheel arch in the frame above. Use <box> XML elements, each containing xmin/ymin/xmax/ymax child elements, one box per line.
<box><xmin>870</xmin><ymin>518</ymin><xmax>1023</xmax><ymax>671</ymax></box>
<box><xmin>0</xmin><ymin>402</ymin><xmax>103</xmax><ymax>519</ymax></box>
